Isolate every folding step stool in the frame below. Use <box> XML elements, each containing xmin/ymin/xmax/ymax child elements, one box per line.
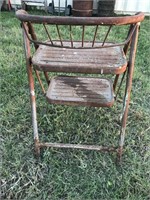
<box><xmin>16</xmin><ymin>10</ymin><xmax>144</xmax><ymax>162</ymax></box>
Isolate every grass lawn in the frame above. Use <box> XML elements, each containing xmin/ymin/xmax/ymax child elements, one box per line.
<box><xmin>1</xmin><ymin>11</ymin><xmax>150</xmax><ymax>199</ymax></box>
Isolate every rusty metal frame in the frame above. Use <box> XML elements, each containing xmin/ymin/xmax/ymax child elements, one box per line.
<box><xmin>22</xmin><ymin>22</ymin><xmax>137</xmax><ymax>49</ymax></box>
<box><xmin>22</xmin><ymin>22</ymin><xmax>40</xmax><ymax>156</ymax></box>
<box><xmin>18</xmin><ymin>10</ymin><xmax>144</xmax><ymax>162</ymax></box>
<box><xmin>118</xmin><ymin>23</ymin><xmax>140</xmax><ymax>162</ymax></box>
<box><xmin>39</xmin><ymin>143</ymin><xmax>117</xmax><ymax>152</ymax></box>
<box><xmin>16</xmin><ymin>10</ymin><xmax>144</xmax><ymax>25</ymax></box>
<box><xmin>113</xmin><ymin>24</ymin><xmax>133</xmax><ymax>94</ymax></box>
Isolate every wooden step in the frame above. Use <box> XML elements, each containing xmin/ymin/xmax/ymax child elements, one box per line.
<box><xmin>46</xmin><ymin>76</ymin><xmax>114</xmax><ymax>107</ymax></box>
<box><xmin>32</xmin><ymin>41</ymin><xmax>127</xmax><ymax>74</ymax></box>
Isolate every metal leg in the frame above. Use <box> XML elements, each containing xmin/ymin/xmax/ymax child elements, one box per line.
<box><xmin>23</xmin><ymin>23</ymin><xmax>40</xmax><ymax>157</ymax></box>
<box><xmin>28</xmin><ymin>64</ymin><xmax>40</xmax><ymax>157</ymax></box>
<box><xmin>44</xmin><ymin>72</ymin><xmax>50</xmax><ymax>85</ymax></box>
<box><xmin>118</xmin><ymin>73</ymin><xmax>129</xmax><ymax>163</ymax></box>
<box><xmin>113</xmin><ymin>74</ymin><xmax>119</xmax><ymax>92</ymax></box>
<box><xmin>115</xmin><ymin>70</ymin><xmax>127</xmax><ymax>100</ymax></box>
<box><xmin>117</xmin><ymin>24</ymin><xmax>140</xmax><ymax>163</ymax></box>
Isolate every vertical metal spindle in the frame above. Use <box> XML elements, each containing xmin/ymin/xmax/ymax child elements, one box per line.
<box><xmin>102</xmin><ymin>25</ymin><xmax>112</xmax><ymax>46</ymax></box>
<box><xmin>92</xmin><ymin>25</ymin><xmax>98</xmax><ymax>47</ymax></box>
<box><xmin>44</xmin><ymin>72</ymin><xmax>50</xmax><ymax>85</ymax></box>
<box><xmin>82</xmin><ymin>25</ymin><xmax>85</xmax><ymax>47</ymax></box>
<box><xmin>34</xmin><ymin>70</ymin><xmax>46</xmax><ymax>94</ymax></box>
<box><xmin>114</xmin><ymin>70</ymin><xmax>127</xmax><ymax>98</ymax></box>
<box><xmin>113</xmin><ymin>74</ymin><xmax>120</xmax><ymax>92</ymax></box>
<box><xmin>56</xmin><ymin>25</ymin><xmax>63</xmax><ymax>46</ymax></box>
<box><xmin>70</xmin><ymin>25</ymin><xmax>73</xmax><ymax>48</ymax></box>
<box><xmin>43</xmin><ymin>23</ymin><xmax>53</xmax><ymax>45</ymax></box>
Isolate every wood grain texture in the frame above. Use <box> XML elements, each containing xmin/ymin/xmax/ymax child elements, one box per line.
<box><xmin>46</xmin><ymin>76</ymin><xmax>114</xmax><ymax>107</ymax></box>
<box><xmin>32</xmin><ymin>41</ymin><xmax>127</xmax><ymax>74</ymax></box>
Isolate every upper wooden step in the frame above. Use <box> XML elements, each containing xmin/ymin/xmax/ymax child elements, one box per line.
<box><xmin>46</xmin><ymin>76</ymin><xmax>114</xmax><ymax>107</ymax></box>
<box><xmin>32</xmin><ymin>41</ymin><xmax>127</xmax><ymax>74</ymax></box>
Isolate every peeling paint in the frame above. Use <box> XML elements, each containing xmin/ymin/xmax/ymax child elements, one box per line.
<box><xmin>120</xmin><ymin>92</ymin><xmax>129</xmax><ymax>121</ymax></box>
<box><xmin>31</xmin><ymin>90</ymin><xmax>35</xmax><ymax>96</ymax></box>
<box><xmin>119</xmin><ymin>127</ymin><xmax>126</xmax><ymax>146</ymax></box>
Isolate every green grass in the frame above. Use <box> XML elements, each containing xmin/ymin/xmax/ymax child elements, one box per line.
<box><xmin>1</xmin><ymin>11</ymin><xmax>150</xmax><ymax>199</ymax></box>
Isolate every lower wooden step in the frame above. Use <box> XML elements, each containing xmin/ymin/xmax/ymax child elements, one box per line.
<box><xmin>46</xmin><ymin>76</ymin><xmax>114</xmax><ymax>107</ymax></box>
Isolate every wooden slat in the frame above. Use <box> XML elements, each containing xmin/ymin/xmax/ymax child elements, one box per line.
<box><xmin>46</xmin><ymin>76</ymin><xmax>114</xmax><ymax>107</ymax></box>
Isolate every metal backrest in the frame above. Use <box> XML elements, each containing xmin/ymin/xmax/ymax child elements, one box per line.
<box><xmin>16</xmin><ymin>10</ymin><xmax>144</xmax><ymax>50</ymax></box>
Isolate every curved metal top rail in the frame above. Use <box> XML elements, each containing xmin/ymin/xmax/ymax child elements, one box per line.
<box><xmin>16</xmin><ymin>10</ymin><xmax>144</xmax><ymax>25</ymax></box>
